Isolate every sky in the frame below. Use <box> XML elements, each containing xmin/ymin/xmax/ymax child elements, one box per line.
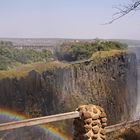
<box><xmin>0</xmin><ymin>0</ymin><xmax>140</xmax><ymax>40</ymax></box>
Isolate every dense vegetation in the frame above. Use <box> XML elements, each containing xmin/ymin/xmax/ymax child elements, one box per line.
<box><xmin>56</xmin><ymin>40</ymin><xmax>127</xmax><ymax>61</ymax></box>
<box><xmin>0</xmin><ymin>41</ymin><xmax>52</xmax><ymax>70</ymax></box>
<box><xmin>0</xmin><ymin>40</ymin><xmax>127</xmax><ymax>70</ymax></box>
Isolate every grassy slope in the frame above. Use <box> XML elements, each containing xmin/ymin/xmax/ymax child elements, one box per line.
<box><xmin>0</xmin><ymin>61</ymin><xmax>68</xmax><ymax>79</ymax></box>
<box><xmin>91</xmin><ymin>50</ymin><xmax>127</xmax><ymax>61</ymax></box>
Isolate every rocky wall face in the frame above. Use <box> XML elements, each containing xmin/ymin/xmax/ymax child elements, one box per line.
<box><xmin>0</xmin><ymin>52</ymin><xmax>137</xmax><ymax>125</ymax></box>
<box><xmin>107</xmin><ymin>125</ymin><xmax>140</xmax><ymax>140</ymax></box>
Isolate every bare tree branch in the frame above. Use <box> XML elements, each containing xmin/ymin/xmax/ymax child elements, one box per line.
<box><xmin>104</xmin><ymin>0</ymin><xmax>140</xmax><ymax>24</ymax></box>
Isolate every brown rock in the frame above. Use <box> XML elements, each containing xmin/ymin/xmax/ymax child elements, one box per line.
<box><xmin>100</xmin><ymin>129</ymin><xmax>106</xmax><ymax>135</ymax></box>
<box><xmin>92</xmin><ymin>125</ymin><xmax>100</xmax><ymax>134</ymax></box>
<box><xmin>91</xmin><ymin>114</ymin><xmax>99</xmax><ymax>120</ymax></box>
<box><xmin>101</xmin><ymin>117</ymin><xmax>107</xmax><ymax>123</ymax></box>
<box><xmin>92</xmin><ymin>120</ymin><xmax>101</xmax><ymax>126</ymax></box>
<box><xmin>100</xmin><ymin>112</ymin><xmax>107</xmax><ymax>118</ymax></box>
<box><xmin>85</xmin><ymin>130</ymin><xmax>94</xmax><ymax>138</ymax></box>
<box><xmin>85</xmin><ymin>118</ymin><xmax>93</xmax><ymax>124</ymax></box>
<box><xmin>93</xmin><ymin>107</ymin><xmax>98</xmax><ymax>114</ymax></box>
<box><xmin>83</xmin><ymin>111</ymin><xmax>92</xmax><ymax>119</ymax></box>
<box><xmin>102</xmin><ymin>123</ymin><xmax>107</xmax><ymax>127</ymax></box>
<box><xmin>78</xmin><ymin>105</ymin><xmax>86</xmax><ymax>112</ymax></box>
<box><xmin>84</xmin><ymin>124</ymin><xmax>92</xmax><ymax>132</ymax></box>
<box><xmin>97</xmin><ymin>138</ymin><xmax>103</xmax><ymax>140</ymax></box>
<box><xmin>100</xmin><ymin>134</ymin><xmax>106</xmax><ymax>139</ymax></box>
<box><xmin>97</xmin><ymin>106</ymin><xmax>105</xmax><ymax>112</ymax></box>
<box><xmin>92</xmin><ymin>134</ymin><xmax>98</xmax><ymax>139</ymax></box>
<box><xmin>85</xmin><ymin>105</ymin><xmax>93</xmax><ymax>112</ymax></box>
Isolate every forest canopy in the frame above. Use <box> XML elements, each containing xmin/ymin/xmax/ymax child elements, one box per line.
<box><xmin>56</xmin><ymin>40</ymin><xmax>127</xmax><ymax>62</ymax></box>
<box><xmin>0</xmin><ymin>41</ymin><xmax>52</xmax><ymax>70</ymax></box>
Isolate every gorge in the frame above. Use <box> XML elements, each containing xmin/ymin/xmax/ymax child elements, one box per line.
<box><xmin>0</xmin><ymin>40</ymin><xmax>139</xmax><ymax>140</ymax></box>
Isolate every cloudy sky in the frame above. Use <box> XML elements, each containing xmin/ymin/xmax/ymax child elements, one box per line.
<box><xmin>0</xmin><ymin>0</ymin><xmax>140</xmax><ymax>39</ymax></box>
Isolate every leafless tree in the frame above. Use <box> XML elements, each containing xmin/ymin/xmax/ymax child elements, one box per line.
<box><xmin>105</xmin><ymin>0</ymin><xmax>140</xmax><ymax>24</ymax></box>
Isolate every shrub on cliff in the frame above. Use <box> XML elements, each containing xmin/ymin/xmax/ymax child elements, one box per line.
<box><xmin>12</xmin><ymin>49</ymin><xmax>52</xmax><ymax>63</ymax></box>
<box><xmin>56</xmin><ymin>40</ymin><xmax>127</xmax><ymax>61</ymax></box>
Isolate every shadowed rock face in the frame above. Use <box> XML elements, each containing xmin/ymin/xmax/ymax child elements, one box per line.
<box><xmin>107</xmin><ymin>125</ymin><xmax>140</xmax><ymax>140</ymax></box>
<box><xmin>0</xmin><ymin>126</ymin><xmax>53</xmax><ymax>140</ymax></box>
<box><xmin>0</xmin><ymin>52</ymin><xmax>137</xmax><ymax>126</ymax></box>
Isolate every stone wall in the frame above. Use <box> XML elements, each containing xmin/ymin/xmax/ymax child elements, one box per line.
<box><xmin>73</xmin><ymin>105</ymin><xmax>107</xmax><ymax>140</ymax></box>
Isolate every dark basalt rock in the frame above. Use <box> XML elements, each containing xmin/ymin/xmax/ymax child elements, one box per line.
<box><xmin>0</xmin><ymin>52</ymin><xmax>137</xmax><ymax>126</ymax></box>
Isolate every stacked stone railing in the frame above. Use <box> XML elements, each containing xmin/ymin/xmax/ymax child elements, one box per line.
<box><xmin>0</xmin><ymin>104</ymin><xmax>107</xmax><ymax>140</ymax></box>
<box><xmin>73</xmin><ymin>105</ymin><xmax>107</xmax><ymax>140</ymax></box>
<box><xmin>0</xmin><ymin>104</ymin><xmax>140</xmax><ymax>139</ymax></box>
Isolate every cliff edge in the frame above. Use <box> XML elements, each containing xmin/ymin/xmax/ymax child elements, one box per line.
<box><xmin>0</xmin><ymin>50</ymin><xmax>137</xmax><ymax>125</ymax></box>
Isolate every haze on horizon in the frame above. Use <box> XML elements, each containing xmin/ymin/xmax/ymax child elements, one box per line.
<box><xmin>0</xmin><ymin>0</ymin><xmax>140</xmax><ymax>40</ymax></box>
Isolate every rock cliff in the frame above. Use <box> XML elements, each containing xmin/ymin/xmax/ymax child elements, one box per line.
<box><xmin>0</xmin><ymin>50</ymin><xmax>137</xmax><ymax>125</ymax></box>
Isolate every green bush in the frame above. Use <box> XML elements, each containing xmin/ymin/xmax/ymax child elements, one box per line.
<box><xmin>0</xmin><ymin>41</ymin><xmax>52</xmax><ymax>70</ymax></box>
<box><xmin>56</xmin><ymin>40</ymin><xmax>127</xmax><ymax>61</ymax></box>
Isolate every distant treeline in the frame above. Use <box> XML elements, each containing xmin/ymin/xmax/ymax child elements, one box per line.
<box><xmin>0</xmin><ymin>40</ymin><xmax>128</xmax><ymax>70</ymax></box>
<box><xmin>55</xmin><ymin>40</ymin><xmax>127</xmax><ymax>61</ymax></box>
<box><xmin>0</xmin><ymin>41</ymin><xmax>52</xmax><ymax>70</ymax></box>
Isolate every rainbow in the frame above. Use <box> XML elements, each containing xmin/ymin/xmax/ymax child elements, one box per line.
<box><xmin>0</xmin><ymin>108</ymin><xmax>72</xmax><ymax>140</ymax></box>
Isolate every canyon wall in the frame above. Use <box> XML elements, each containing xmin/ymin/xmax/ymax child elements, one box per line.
<box><xmin>0</xmin><ymin>51</ymin><xmax>137</xmax><ymax>125</ymax></box>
